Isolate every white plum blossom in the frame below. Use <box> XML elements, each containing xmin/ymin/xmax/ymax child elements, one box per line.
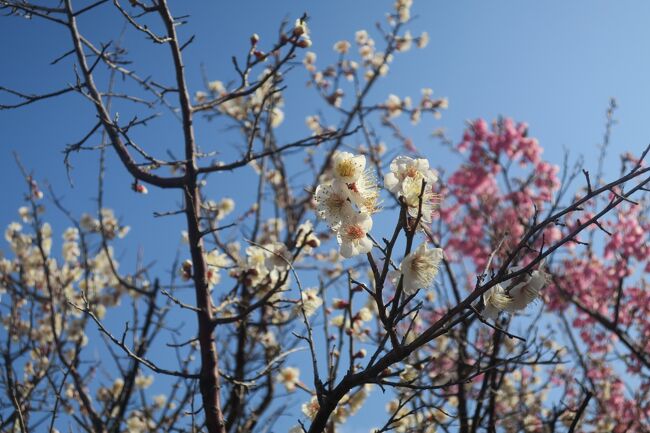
<box><xmin>504</xmin><ymin>262</ymin><xmax>550</xmax><ymax>313</ymax></box>
<box><xmin>417</xmin><ymin>31</ymin><xmax>430</xmax><ymax>49</ymax></box>
<box><xmin>302</xmin><ymin>396</ymin><xmax>320</xmax><ymax>419</ymax></box>
<box><xmin>331</xmin><ymin>151</ymin><xmax>366</xmax><ymax>184</ymax></box>
<box><xmin>384</xmin><ymin>156</ymin><xmax>438</xmax><ymax>194</ymax></box>
<box><xmin>385</xmin><ymin>156</ymin><xmax>441</xmax><ymax>222</ymax></box>
<box><xmin>399</xmin><ymin>243</ymin><xmax>444</xmax><ymax>295</ymax></box>
<box><xmin>314</xmin><ymin>151</ymin><xmax>380</xmax><ymax>259</ymax></box>
<box><xmin>306</xmin><ymin>115</ymin><xmax>323</xmax><ymax>135</ymax></box>
<box><xmin>18</xmin><ymin>206</ymin><xmax>31</xmax><ymax>222</ymax></box>
<box><xmin>399</xmin><ymin>365</ymin><xmax>418</xmax><ymax>382</ymax></box>
<box><xmin>345</xmin><ymin>170</ymin><xmax>380</xmax><ymax>215</ymax></box>
<box><xmin>296</xmin><ymin>220</ymin><xmax>321</xmax><ymax>252</ymax></box>
<box><xmin>298</xmin><ymin>288</ymin><xmax>323</xmax><ymax>317</ymax></box>
<box><xmin>276</xmin><ymin>366</ymin><xmax>300</xmax><ymax>392</ymax></box>
<box><xmin>134</xmin><ymin>374</ymin><xmax>153</xmax><ymax>389</ymax></box>
<box><xmin>264</xmin><ymin>241</ymin><xmax>291</xmax><ymax>271</ymax></box>
<box><xmin>401</xmin><ymin>176</ymin><xmax>441</xmax><ymax>223</ymax></box>
<box><xmin>153</xmin><ymin>394</ymin><xmax>167</xmax><ymax>409</ymax></box>
<box><xmin>270</xmin><ymin>107</ymin><xmax>284</xmax><ymax>128</ymax></box>
<box><xmin>482</xmin><ymin>284</ymin><xmax>511</xmax><ymax>321</ymax></box>
<box><xmin>334</xmin><ymin>40</ymin><xmax>351</xmax><ymax>54</ymax></box>
<box><xmin>355</xmin><ymin>30</ymin><xmax>369</xmax><ymax>45</ymax></box>
<box><xmin>205</xmin><ymin>249</ymin><xmax>231</xmax><ymax>288</ymax></box>
<box><xmin>246</xmin><ymin>245</ymin><xmax>268</xmax><ymax>273</ymax></box>
<box><xmin>337</xmin><ymin>213</ymin><xmax>373</xmax><ymax>258</ymax></box>
<box><xmin>205</xmin><ymin>250</ymin><xmax>231</xmax><ymax>269</ymax></box>
<box><xmin>385</xmin><ymin>94</ymin><xmax>403</xmax><ymax>118</ymax></box>
<box><xmin>314</xmin><ymin>181</ymin><xmax>355</xmax><ymax>228</ymax></box>
<box><xmin>481</xmin><ymin>262</ymin><xmax>550</xmax><ymax>320</ymax></box>
<box><xmin>395</xmin><ymin>0</ymin><xmax>412</xmax><ymax>22</ymax></box>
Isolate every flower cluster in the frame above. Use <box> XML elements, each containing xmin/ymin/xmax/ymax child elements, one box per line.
<box><xmin>197</xmin><ymin>68</ymin><xmax>285</xmax><ymax>129</ymax></box>
<box><xmin>384</xmin><ymin>156</ymin><xmax>441</xmax><ymax>223</ymax></box>
<box><xmin>314</xmin><ymin>151</ymin><xmax>379</xmax><ymax>258</ymax></box>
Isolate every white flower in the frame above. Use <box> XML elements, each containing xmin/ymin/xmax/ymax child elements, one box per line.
<box><xmin>395</xmin><ymin>0</ymin><xmax>412</xmax><ymax>22</ymax></box>
<box><xmin>294</xmin><ymin>18</ymin><xmax>309</xmax><ymax>37</ymax></box>
<box><xmin>482</xmin><ymin>284</ymin><xmax>511</xmax><ymax>321</ymax></box>
<box><xmin>242</xmin><ymin>245</ymin><xmax>271</xmax><ymax>287</ymax></box>
<box><xmin>303</xmin><ymin>52</ymin><xmax>317</xmax><ymax>71</ymax></box>
<box><xmin>206</xmin><ymin>250</ymin><xmax>231</xmax><ymax>269</ymax></box>
<box><xmin>417</xmin><ymin>31</ymin><xmax>429</xmax><ymax>49</ymax></box>
<box><xmin>302</xmin><ymin>396</ymin><xmax>320</xmax><ymax>419</ymax></box>
<box><xmin>337</xmin><ymin>213</ymin><xmax>373</xmax><ymax>258</ymax></box>
<box><xmin>334</xmin><ymin>40</ymin><xmax>351</xmax><ymax>54</ymax></box>
<box><xmin>400</xmin><ymin>365</ymin><xmax>418</xmax><ymax>382</ymax></box>
<box><xmin>153</xmin><ymin>394</ymin><xmax>167</xmax><ymax>409</ymax></box>
<box><xmin>126</xmin><ymin>413</ymin><xmax>147</xmax><ymax>433</ymax></box>
<box><xmin>5</xmin><ymin>222</ymin><xmax>22</xmax><ymax>242</ymax></box>
<box><xmin>355</xmin><ymin>30</ymin><xmax>369</xmax><ymax>45</ymax></box>
<box><xmin>306</xmin><ymin>115</ymin><xmax>322</xmax><ymax>134</ymax></box>
<box><xmin>217</xmin><ymin>198</ymin><xmax>235</xmax><ymax>218</ymax></box>
<box><xmin>331</xmin><ymin>151</ymin><xmax>366</xmax><ymax>183</ymax></box>
<box><xmin>384</xmin><ymin>156</ymin><xmax>441</xmax><ymax>223</ymax></box>
<box><xmin>348</xmin><ymin>384</ymin><xmax>371</xmax><ymax>414</ymax></box>
<box><xmin>401</xmin><ymin>177</ymin><xmax>441</xmax><ymax>223</ymax></box>
<box><xmin>296</xmin><ymin>220</ymin><xmax>320</xmax><ymax>251</ymax></box>
<box><xmin>399</xmin><ymin>243</ymin><xmax>444</xmax><ymax>295</ymax></box>
<box><xmin>384</xmin><ymin>156</ymin><xmax>438</xmax><ymax>195</ymax></box>
<box><xmin>314</xmin><ymin>181</ymin><xmax>355</xmax><ymax>228</ymax></box>
<box><xmin>298</xmin><ymin>288</ymin><xmax>323</xmax><ymax>317</ymax></box>
<box><xmin>18</xmin><ymin>206</ymin><xmax>31</xmax><ymax>222</ymax></box>
<box><xmin>205</xmin><ymin>250</ymin><xmax>231</xmax><ymax>287</ymax></box>
<box><xmin>345</xmin><ymin>170</ymin><xmax>380</xmax><ymax>215</ymax></box>
<box><xmin>357</xmin><ymin>307</ymin><xmax>373</xmax><ymax>322</ymax></box>
<box><xmin>270</xmin><ymin>107</ymin><xmax>284</xmax><ymax>128</ymax></box>
<box><xmin>384</xmin><ymin>94</ymin><xmax>402</xmax><ymax>118</ymax></box>
<box><xmin>208</xmin><ymin>80</ymin><xmax>225</xmax><ymax>93</ymax></box>
<box><xmin>264</xmin><ymin>241</ymin><xmax>291</xmax><ymax>270</ymax></box>
<box><xmin>134</xmin><ymin>374</ymin><xmax>153</xmax><ymax>389</ymax></box>
<box><xmin>277</xmin><ymin>366</ymin><xmax>300</xmax><ymax>392</ymax></box>
<box><xmin>330</xmin><ymin>315</ymin><xmax>346</xmax><ymax>327</ymax></box>
<box><xmin>396</xmin><ymin>31</ymin><xmax>413</xmax><ymax>52</ymax></box>
<box><xmin>504</xmin><ymin>262</ymin><xmax>550</xmax><ymax>313</ymax></box>
<box><xmin>260</xmin><ymin>330</ymin><xmax>277</xmax><ymax>348</ymax></box>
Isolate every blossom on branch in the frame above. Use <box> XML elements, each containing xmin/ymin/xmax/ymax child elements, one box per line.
<box><xmin>337</xmin><ymin>212</ymin><xmax>373</xmax><ymax>258</ymax></box>
<box><xmin>399</xmin><ymin>243</ymin><xmax>444</xmax><ymax>295</ymax></box>
<box><xmin>504</xmin><ymin>262</ymin><xmax>550</xmax><ymax>313</ymax></box>
<box><xmin>277</xmin><ymin>366</ymin><xmax>300</xmax><ymax>392</ymax></box>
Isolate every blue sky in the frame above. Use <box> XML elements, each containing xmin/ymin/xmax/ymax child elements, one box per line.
<box><xmin>2</xmin><ymin>0</ymin><xmax>650</xmax><ymax>431</ymax></box>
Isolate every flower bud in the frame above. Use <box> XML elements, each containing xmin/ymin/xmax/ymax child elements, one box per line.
<box><xmin>353</xmin><ymin>349</ymin><xmax>367</xmax><ymax>358</ymax></box>
<box><xmin>132</xmin><ymin>182</ymin><xmax>148</xmax><ymax>194</ymax></box>
<box><xmin>296</xmin><ymin>38</ymin><xmax>312</xmax><ymax>48</ymax></box>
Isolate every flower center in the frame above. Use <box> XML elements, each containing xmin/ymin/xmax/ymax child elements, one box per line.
<box><xmin>326</xmin><ymin>193</ymin><xmax>346</xmax><ymax>211</ymax></box>
<box><xmin>409</xmin><ymin>255</ymin><xmax>427</xmax><ymax>272</ymax></box>
<box><xmin>405</xmin><ymin>166</ymin><xmax>419</xmax><ymax>178</ymax></box>
<box><xmin>346</xmin><ymin>225</ymin><xmax>365</xmax><ymax>240</ymax></box>
<box><xmin>336</xmin><ymin>159</ymin><xmax>356</xmax><ymax>178</ymax></box>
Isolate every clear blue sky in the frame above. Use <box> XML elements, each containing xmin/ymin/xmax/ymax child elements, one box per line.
<box><xmin>2</xmin><ymin>1</ymin><xmax>650</xmax><ymax>431</ymax></box>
